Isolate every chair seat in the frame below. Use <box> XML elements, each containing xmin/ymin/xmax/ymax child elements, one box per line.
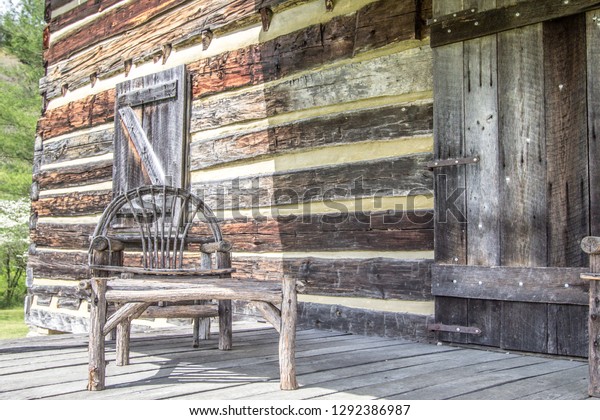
<box><xmin>100</xmin><ymin>277</ymin><xmax>284</xmax><ymax>304</ymax></box>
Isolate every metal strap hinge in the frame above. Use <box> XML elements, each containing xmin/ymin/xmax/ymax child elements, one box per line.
<box><xmin>428</xmin><ymin>323</ymin><xmax>482</xmax><ymax>335</ymax></box>
<box><xmin>426</xmin><ymin>156</ymin><xmax>480</xmax><ymax>170</ymax></box>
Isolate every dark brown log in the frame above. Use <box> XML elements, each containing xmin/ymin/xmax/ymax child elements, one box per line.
<box><xmin>193</xmin><ymin>154</ymin><xmax>434</xmax><ymax>210</ymax></box>
<box><xmin>49</xmin><ymin>0</ymin><xmax>122</xmax><ymax>32</ymax></box>
<box><xmin>190</xmin><ymin>103</ymin><xmax>433</xmax><ymax>170</ymax></box>
<box><xmin>42</xmin><ymin>128</ymin><xmax>113</xmax><ymax>167</ymax></box>
<box><xmin>28</xmin><ymin>249</ymin><xmax>89</xmax><ymax>279</ymax></box>
<box><xmin>31</xmin><ymin>191</ymin><xmax>112</xmax><ymax>218</ymax></box>
<box><xmin>189</xmin><ymin>0</ymin><xmax>417</xmax><ymax>99</ymax></box>
<box><xmin>29</xmin><ymin>284</ymin><xmax>89</xmax><ymax>300</ymax></box>
<box><xmin>46</xmin><ymin>0</ymin><xmax>193</xmax><ymax>64</ymax></box>
<box><xmin>544</xmin><ymin>15</ymin><xmax>589</xmax><ymax>268</ymax></box>
<box><xmin>38</xmin><ymin>90</ymin><xmax>115</xmax><ymax>139</ymax></box>
<box><xmin>35</xmin><ymin>160</ymin><xmax>112</xmax><ymax>190</ymax></box>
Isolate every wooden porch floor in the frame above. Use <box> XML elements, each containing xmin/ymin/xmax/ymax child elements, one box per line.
<box><xmin>0</xmin><ymin>322</ymin><xmax>591</xmax><ymax>400</ymax></box>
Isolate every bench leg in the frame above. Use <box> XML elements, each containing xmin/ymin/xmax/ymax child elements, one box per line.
<box><xmin>193</xmin><ymin>300</ymin><xmax>211</xmax><ymax>348</ymax></box>
<box><xmin>218</xmin><ymin>300</ymin><xmax>232</xmax><ymax>350</ymax></box>
<box><xmin>590</xmin><ymin>280</ymin><xmax>600</xmax><ymax>397</ymax></box>
<box><xmin>279</xmin><ymin>276</ymin><xmax>298</xmax><ymax>390</ymax></box>
<box><xmin>88</xmin><ymin>279</ymin><xmax>107</xmax><ymax>391</ymax></box>
<box><xmin>116</xmin><ymin>320</ymin><xmax>131</xmax><ymax>366</ymax></box>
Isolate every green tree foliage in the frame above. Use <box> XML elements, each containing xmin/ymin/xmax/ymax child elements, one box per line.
<box><xmin>0</xmin><ymin>0</ymin><xmax>44</xmax><ymax>306</ymax></box>
<box><xmin>0</xmin><ymin>0</ymin><xmax>43</xmax><ymax>199</ymax></box>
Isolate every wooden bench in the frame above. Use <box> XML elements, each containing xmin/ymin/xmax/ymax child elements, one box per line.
<box><xmin>83</xmin><ymin>186</ymin><xmax>298</xmax><ymax>391</ymax></box>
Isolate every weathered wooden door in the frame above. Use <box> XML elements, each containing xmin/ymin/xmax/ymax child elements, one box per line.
<box><xmin>430</xmin><ymin>0</ymin><xmax>600</xmax><ymax>357</ymax></box>
<box><xmin>114</xmin><ymin>65</ymin><xmax>189</xmax><ymax>194</ymax></box>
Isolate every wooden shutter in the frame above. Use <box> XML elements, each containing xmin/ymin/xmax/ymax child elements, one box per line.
<box><xmin>113</xmin><ymin>65</ymin><xmax>189</xmax><ymax>194</ymax></box>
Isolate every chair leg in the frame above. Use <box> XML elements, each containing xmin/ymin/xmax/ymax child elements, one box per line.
<box><xmin>88</xmin><ymin>279</ymin><xmax>107</xmax><ymax>391</ymax></box>
<box><xmin>218</xmin><ymin>300</ymin><xmax>232</xmax><ymax>350</ymax></box>
<box><xmin>116</xmin><ymin>320</ymin><xmax>131</xmax><ymax>366</ymax></box>
<box><xmin>193</xmin><ymin>317</ymin><xmax>210</xmax><ymax>348</ymax></box>
<box><xmin>279</xmin><ymin>276</ymin><xmax>298</xmax><ymax>390</ymax></box>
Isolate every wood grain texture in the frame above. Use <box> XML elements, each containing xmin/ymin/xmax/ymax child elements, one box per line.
<box><xmin>588</xmin><ymin>10</ymin><xmax>600</xmax><ymax>237</ymax></box>
<box><xmin>38</xmin><ymin>90</ymin><xmax>115</xmax><ymax>140</ymax></box>
<box><xmin>191</xmin><ymin>47</ymin><xmax>432</xmax><ymax>132</ymax></box>
<box><xmin>432</xmin><ymin>0</ymin><xmax>467</xmax><ymax>265</ymax></box>
<box><xmin>41</xmin><ymin>128</ymin><xmax>113</xmax><ymax>167</ymax></box>
<box><xmin>498</xmin><ymin>23</ymin><xmax>546</xmax><ymax>267</ymax></box>
<box><xmin>544</xmin><ymin>15</ymin><xmax>589</xmax><ymax>268</ymax></box>
<box><xmin>192</xmin><ymin>154</ymin><xmax>434</xmax><ymax>210</ymax></box>
<box><xmin>48</xmin><ymin>0</ymin><xmax>122</xmax><ymax>33</ymax></box>
<box><xmin>31</xmin><ymin>191</ymin><xmax>111</xmax><ymax>218</ymax></box>
<box><xmin>501</xmin><ymin>301</ymin><xmax>548</xmax><ymax>354</ymax></box>
<box><xmin>191</xmin><ymin>102</ymin><xmax>433</xmax><ymax>170</ymax></box>
<box><xmin>28</xmin><ymin>249</ymin><xmax>88</xmax><ymax>279</ymax></box>
<box><xmin>432</xmin><ymin>264</ymin><xmax>589</xmax><ymax>305</ymax></box>
<box><xmin>434</xmin><ymin>296</ymin><xmax>469</xmax><ymax>344</ymax></box>
<box><xmin>35</xmin><ymin>160</ymin><xmax>112</xmax><ymax>190</ymax></box>
<box><xmin>547</xmin><ymin>304</ymin><xmax>588</xmax><ymax>358</ymax></box>
<box><xmin>189</xmin><ymin>0</ymin><xmax>419</xmax><ymax>99</ymax></box>
<box><xmin>233</xmin><ymin>256</ymin><xmax>433</xmax><ymax>301</ymax></box>
<box><xmin>463</xmin><ymin>0</ymin><xmax>500</xmax><ymax>265</ymax></box>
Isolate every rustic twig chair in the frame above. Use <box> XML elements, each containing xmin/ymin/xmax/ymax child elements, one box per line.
<box><xmin>83</xmin><ymin>185</ymin><xmax>298</xmax><ymax>391</ymax></box>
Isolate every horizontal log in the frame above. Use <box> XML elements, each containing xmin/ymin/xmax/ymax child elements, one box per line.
<box><xmin>41</xmin><ymin>0</ymin><xmax>297</xmax><ymax>99</ymax></box>
<box><xmin>141</xmin><ymin>304</ymin><xmax>219</xmax><ymax>319</ymax></box>
<box><xmin>29</xmin><ymin>284</ymin><xmax>89</xmax><ymax>300</ymax></box>
<box><xmin>37</xmin><ymin>90</ymin><xmax>115</xmax><ymax>139</ymax></box>
<box><xmin>103</xmin><ymin>302</ymin><xmax>150</xmax><ymax>335</ymax></box>
<box><xmin>90</xmin><ymin>236</ymin><xmax>125</xmax><ymax>252</ymax></box>
<box><xmin>31</xmin><ymin>191</ymin><xmax>112</xmax><ymax>217</ymax></box>
<box><xmin>26</xmin><ymin>308</ymin><xmax>89</xmax><ymax>334</ymax></box>
<box><xmin>189</xmin><ymin>0</ymin><xmax>418</xmax><ymax>99</ymax></box>
<box><xmin>249</xmin><ymin>301</ymin><xmax>281</xmax><ymax>333</ymax></box>
<box><xmin>431</xmin><ymin>265</ymin><xmax>589</xmax><ymax>305</ymax></box>
<box><xmin>200</xmin><ymin>241</ymin><xmax>233</xmax><ymax>253</ymax></box>
<box><xmin>35</xmin><ymin>160</ymin><xmax>112</xmax><ymax>190</ymax></box>
<box><xmin>49</xmin><ymin>0</ymin><xmax>122</xmax><ymax>32</ymax></box>
<box><xmin>191</xmin><ymin>46</ymin><xmax>432</xmax><ymax>132</ymax></box>
<box><xmin>89</xmin><ymin>265</ymin><xmax>235</xmax><ymax>276</ymax></box>
<box><xmin>47</xmin><ymin>0</ymin><xmax>192</xmax><ymax>63</ymax></box>
<box><xmin>233</xmin><ymin>256</ymin><xmax>433</xmax><ymax>301</ymax></box>
<box><xmin>41</xmin><ymin>127</ymin><xmax>114</xmax><ymax>167</ymax></box>
<box><xmin>32</xmin><ymin>208</ymin><xmax>434</xmax><ymax>252</ymax></box>
<box><xmin>191</xmin><ymin>102</ymin><xmax>433</xmax><ymax>170</ymax></box>
<box><xmin>193</xmin><ymin>154</ymin><xmax>434</xmax><ymax>210</ymax></box>
<box><xmin>28</xmin><ymin>249</ymin><xmax>89</xmax><ymax>279</ymax></box>
<box><xmin>297</xmin><ymin>301</ymin><xmax>434</xmax><ymax>342</ymax></box>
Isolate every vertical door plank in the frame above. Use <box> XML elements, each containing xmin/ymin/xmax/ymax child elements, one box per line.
<box><xmin>501</xmin><ymin>301</ymin><xmax>548</xmax><ymax>353</ymax></box>
<box><xmin>467</xmin><ymin>299</ymin><xmax>501</xmax><ymax>347</ymax></box>
<box><xmin>544</xmin><ymin>15</ymin><xmax>589</xmax><ymax>268</ymax></box>
<box><xmin>435</xmin><ymin>297</ymin><xmax>469</xmax><ymax>344</ymax></box>
<box><xmin>114</xmin><ymin>65</ymin><xmax>189</xmax><ymax>194</ymax></box>
<box><xmin>463</xmin><ymin>0</ymin><xmax>499</xmax><ymax>266</ymax></box>
<box><xmin>547</xmin><ymin>304</ymin><xmax>588</xmax><ymax>357</ymax></box>
<box><xmin>589</xmin><ymin>10</ymin><xmax>600</xmax><ymax>237</ymax></box>
<box><xmin>433</xmin><ymin>0</ymin><xmax>467</xmax><ymax>265</ymax></box>
<box><xmin>497</xmin><ymin>23</ymin><xmax>546</xmax><ymax>267</ymax></box>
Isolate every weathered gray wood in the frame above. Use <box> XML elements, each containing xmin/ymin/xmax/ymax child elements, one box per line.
<box><xmin>547</xmin><ymin>304</ymin><xmax>588</xmax><ymax>358</ymax></box>
<box><xmin>142</xmin><ymin>305</ymin><xmax>218</xmax><ymax>318</ymax></box>
<box><xmin>501</xmin><ymin>301</ymin><xmax>548</xmax><ymax>353</ymax></box>
<box><xmin>114</xmin><ymin>65</ymin><xmax>188</xmax><ymax>194</ymax></box>
<box><xmin>190</xmin><ymin>47</ymin><xmax>432</xmax><ymax>132</ymax></box>
<box><xmin>250</xmin><ymin>301</ymin><xmax>282</xmax><ymax>333</ymax></box>
<box><xmin>88</xmin><ymin>277</ymin><xmax>107</xmax><ymax>391</ymax></box>
<box><xmin>217</xmin><ymin>251</ymin><xmax>233</xmax><ymax>351</ymax></box>
<box><xmin>544</xmin><ymin>14</ymin><xmax>589</xmax><ymax>267</ymax></box>
<box><xmin>194</xmin><ymin>252</ymin><xmax>214</xmax><ymax>346</ymax></box>
<box><xmin>434</xmin><ymin>297</ymin><xmax>469</xmax><ymax>344</ymax></box>
<box><xmin>42</xmin><ymin>128</ymin><xmax>113</xmax><ymax>167</ymax></box>
<box><xmin>279</xmin><ymin>276</ymin><xmax>298</xmax><ymax>390</ymax></box>
<box><xmin>117</xmin><ymin>81</ymin><xmax>178</xmax><ymax>108</ymax></box>
<box><xmin>583</xmin><ymin>231</ymin><xmax>600</xmax><ymax>396</ymax></box>
<box><xmin>432</xmin><ymin>265</ymin><xmax>589</xmax><ymax>304</ymax></box>
<box><xmin>103</xmin><ymin>302</ymin><xmax>150</xmax><ymax>336</ymax></box>
<box><xmin>589</xmin><ymin>10</ymin><xmax>600</xmax><ymax>237</ymax></box>
<box><xmin>200</xmin><ymin>241</ymin><xmax>232</xmax><ymax>253</ymax></box>
<box><xmin>190</xmin><ymin>103</ymin><xmax>433</xmax><ymax>171</ymax></box>
<box><xmin>463</xmin><ymin>0</ymin><xmax>500</xmax><ymax>265</ymax></box>
<box><xmin>498</xmin><ymin>22</ymin><xmax>546</xmax><ymax>267</ymax></box>
<box><xmin>430</xmin><ymin>0</ymin><xmax>600</xmax><ymax>47</ymax></box>
<box><xmin>432</xmin><ymin>0</ymin><xmax>467</xmax><ymax>265</ymax></box>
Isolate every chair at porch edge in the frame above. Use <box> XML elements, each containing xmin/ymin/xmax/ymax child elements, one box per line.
<box><xmin>82</xmin><ymin>185</ymin><xmax>298</xmax><ymax>391</ymax></box>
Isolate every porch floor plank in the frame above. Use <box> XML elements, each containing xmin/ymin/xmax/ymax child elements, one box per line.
<box><xmin>0</xmin><ymin>323</ymin><xmax>589</xmax><ymax>400</ymax></box>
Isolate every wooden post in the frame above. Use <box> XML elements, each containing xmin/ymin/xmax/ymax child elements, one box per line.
<box><xmin>216</xmin><ymin>251</ymin><xmax>232</xmax><ymax>351</ymax></box>
<box><xmin>279</xmin><ymin>276</ymin><xmax>298</xmax><ymax>390</ymax></box>
<box><xmin>116</xmin><ymin>320</ymin><xmax>131</xmax><ymax>366</ymax></box>
<box><xmin>582</xmin><ymin>236</ymin><xmax>600</xmax><ymax>397</ymax></box>
<box><xmin>193</xmin><ymin>252</ymin><xmax>213</xmax><ymax>347</ymax></box>
<box><xmin>88</xmin><ymin>277</ymin><xmax>107</xmax><ymax>391</ymax></box>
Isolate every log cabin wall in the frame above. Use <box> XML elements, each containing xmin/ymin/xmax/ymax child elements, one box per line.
<box><xmin>27</xmin><ymin>0</ymin><xmax>436</xmax><ymax>338</ymax></box>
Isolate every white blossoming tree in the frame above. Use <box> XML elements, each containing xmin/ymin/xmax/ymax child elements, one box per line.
<box><xmin>0</xmin><ymin>198</ymin><xmax>29</xmax><ymax>307</ymax></box>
